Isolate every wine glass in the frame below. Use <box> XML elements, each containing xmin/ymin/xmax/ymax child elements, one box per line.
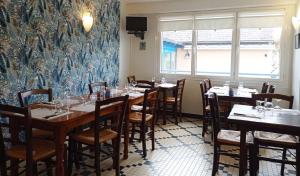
<box><xmin>90</xmin><ymin>94</ymin><xmax>97</xmax><ymax>104</ymax></box>
<box><xmin>256</xmin><ymin>100</ymin><xmax>265</xmax><ymax>113</ymax></box>
<box><xmin>161</xmin><ymin>77</ymin><xmax>166</xmax><ymax>84</ymax></box>
<box><xmin>238</xmin><ymin>82</ymin><xmax>244</xmax><ymax>89</ymax></box>
<box><xmin>224</xmin><ymin>81</ymin><xmax>230</xmax><ymax>88</ymax></box>
<box><xmin>151</xmin><ymin>77</ymin><xmax>156</xmax><ymax>82</ymax></box>
<box><xmin>273</xmin><ymin>99</ymin><xmax>281</xmax><ymax>109</ymax></box>
<box><xmin>131</xmin><ymin>80</ymin><xmax>137</xmax><ymax>93</ymax></box>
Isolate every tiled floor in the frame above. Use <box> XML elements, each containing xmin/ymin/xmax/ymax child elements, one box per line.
<box><xmin>67</xmin><ymin>117</ymin><xmax>296</xmax><ymax>176</ymax></box>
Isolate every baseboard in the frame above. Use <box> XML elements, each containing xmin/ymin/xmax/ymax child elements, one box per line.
<box><xmin>182</xmin><ymin>113</ymin><xmax>203</xmax><ymax>119</ymax></box>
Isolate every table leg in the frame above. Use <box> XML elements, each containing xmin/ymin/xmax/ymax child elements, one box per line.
<box><xmin>239</xmin><ymin>128</ymin><xmax>247</xmax><ymax>176</ymax></box>
<box><xmin>162</xmin><ymin>89</ymin><xmax>167</xmax><ymax>125</ymax></box>
<box><xmin>123</xmin><ymin>107</ymin><xmax>129</xmax><ymax>159</ymax></box>
<box><xmin>296</xmin><ymin>143</ymin><xmax>300</xmax><ymax>176</ymax></box>
<box><xmin>55</xmin><ymin>127</ymin><xmax>66</xmax><ymax>176</ymax></box>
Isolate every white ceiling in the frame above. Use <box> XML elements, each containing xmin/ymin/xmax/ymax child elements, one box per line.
<box><xmin>125</xmin><ymin>0</ymin><xmax>173</xmax><ymax>3</ymax></box>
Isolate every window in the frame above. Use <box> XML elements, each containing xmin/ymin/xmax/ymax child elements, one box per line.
<box><xmin>195</xmin><ymin>14</ymin><xmax>234</xmax><ymax>76</ymax></box>
<box><xmin>161</xmin><ymin>30</ymin><xmax>192</xmax><ymax>74</ymax></box>
<box><xmin>158</xmin><ymin>10</ymin><xmax>286</xmax><ymax>80</ymax></box>
<box><xmin>238</xmin><ymin>11</ymin><xmax>283</xmax><ymax>79</ymax></box>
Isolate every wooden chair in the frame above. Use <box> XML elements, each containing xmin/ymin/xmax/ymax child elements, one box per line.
<box><xmin>136</xmin><ymin>80</ymin><xmax>155</xmax><ymax>89</ymax></box>
<box><xmin>261</xmin><ymin>82</ymin><xmax>269</xmax><ymax>93</ymax></box>
<box><xmin>88</xmin><ymin>82</ymin><xmax>107</xmax><ymax>94</ymax></box>
<box><xmin>203</xmin><ymin>79</ymin><xmax>212</xmax><ymax>92</ymax></box>
<box><xmin>209</xmin><ymin>93</ymin><xmax>255</xmax><ymax>175</ymax></box>
<box><xmin>252</xmin><ymin>93</ymin><xmax>296</xmax><ymax>175</ymax></box>
<box><xmin>129</xmin><ymin>88</ymin><xmax>159</xmax><ymax>157</ymax></box>
<box><xmin>0</xmin><ymin>104</ymin><xmax>56</xmax><ymax>176</ymax></box>
<box><xmin>18</xmin><ymin>89</ymin><xmax>53</xmax><ymax>139</ymax></box>
<box><xmin>163</xmin><ymin>79</ymin><xmax>185</xmax><ymax>125</ymax></box>
<box><xmin>127</xmin><ymin>75</ymin><xmax>136</xmax><ymax>84</ymax></box>
<box><xmin>68</xmin><ymin>95</ymin><xmax>129</xmax><ymax>176</ymax></box>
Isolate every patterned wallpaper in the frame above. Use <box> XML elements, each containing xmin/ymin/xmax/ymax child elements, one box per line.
<box><xmin>0</xmin><ymin>0</ymin><xmax>120</xmax><ymax>106</ymax></box>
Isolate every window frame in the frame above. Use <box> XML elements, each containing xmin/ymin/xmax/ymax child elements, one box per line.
<box><xmin>156</xmin><ymin>7</ymin><xmax>292</xmax><ymax>85</ymax></box>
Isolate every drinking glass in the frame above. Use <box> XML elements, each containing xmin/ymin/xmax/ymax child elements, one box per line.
<box><xmin>124</xmin><ymin>83</ymin><xmax>129</xmax><ymax>94</ymax></box>
<box><xmin>151</xmin><ymin>77</ymin><xmax>156</xmax><ymax>82</ymax></box>
<box><xmin>224</xmin><ymin>81</ymin><xmax>230</xmax><ymax>88</ymax></box>
<box><xmin>161</xmin><ymin>77</ymin><xmax>166</xmax><ymax>84</ymax></box>
<box><xmin>238</xmin><ymin>82</ymin><xmax>244</xmax><ymax>89</ymax></box>
<box><xmin>90</xmin><ymin>94</ymin><xmax>97</xmax><ymax>104</ymax></box>
<box><xmin>256</xmin><ymin>100</ymin><xmax>265</xmax><ymax>113</ymax></box>
<box><xmin>273</xmin><ymin>99</ymin><xmax>281</xmax><ymax>109</ymax></box>
<box><xmin>131</xmin><ymin>80</ymin><xmax>137</xmax><ymax>93</ymax></box>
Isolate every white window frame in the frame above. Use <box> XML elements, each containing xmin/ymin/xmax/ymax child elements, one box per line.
<box><xmin>155</xmin><ymin>6</ymin><xmax>293</xmax><ymax>87</ymax></box>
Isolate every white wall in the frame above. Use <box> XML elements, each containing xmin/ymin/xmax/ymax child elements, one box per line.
<box><xmin>292</xmin><ymin>0</ymin><xmax>300</xmax><ymax>109</ymax></box>
<box><xmin>124</xmin><ymin>0</ymin><xmax>296</xmax><ymax>115</ymax></box>
<box><xmin>119</xmin><ymin>1</ymin><xmax>131</xmax><ymax>87</ymax></box>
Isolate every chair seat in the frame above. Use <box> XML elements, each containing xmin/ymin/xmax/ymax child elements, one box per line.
<box><xmin>6</xmin><ymin>139</ymin><xmax>55</xmax><ymax>161</ymax></box>
<box><xmin>71</xmin><ymin>129</ymin><xmax>118</xmax><ymax>145</ymax></box>
<box><xmin>254</xmin><ymin>131</ymin><xmax>298</xmax><ymax>146</ymax></box>
<box><xmin>32</xmin><ymin>129</ymin><xmax>53</xmax><ymax>139</ymax></box>
<box><xmin>165</xmin><ymin>97</ymin><xmax>180</xmax><ymax>104</ymax></box>
<box><xmin>129</xmin><ymin>112</ymin><xmax>153</xmax><ymax>123</ymax></box>
<box><xmin>217</xmin><ymin>130</ymin><xmax>253</xmax><ymax>145</ymax></box>
<box><xmin>131</xmin><ymin>105</ymin><xmax>149</xmax><ymax>111</ymax></box>
<box><xmin>205</xmin><ymin>105</ymin><xmax>228</xmax><ymax>113</ymax></box>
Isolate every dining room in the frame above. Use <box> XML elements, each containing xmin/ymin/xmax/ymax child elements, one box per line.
<box><xmin>1</xmin><ymin>0</ymin><xmax>300</xmax><ymax>176</ymax></box>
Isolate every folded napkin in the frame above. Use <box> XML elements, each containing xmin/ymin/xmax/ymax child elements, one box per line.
<box><xmin>159</xmin><ymin>83</ymin><xmax>176</xmax><ymax>88</ymax></box>
<box><xmin>233</xmin><ymin>113</ymin><xmax>261</xmax><ymax>119</ymax></box>
<box><xmin>70</xmin><ymin>103</ymin><xmax>112</xmax><ymax>112</ymax></box>
<box><xmin>135</xmin><ymin>87</ymin><xmax>147</xmax><ymax>92</ymax></box>
<box><xmin>31</xmin><ymin>108</ymin><xmax>72</xmax><ymax>120</ymax></box>
<box><xmin>121</xmin><ymin>92</ymin><xmax>144</xmax><ymax>98</ymax></box>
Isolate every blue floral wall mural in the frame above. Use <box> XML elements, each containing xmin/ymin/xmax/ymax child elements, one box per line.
<box><xmin>0</xmin><ymin>0</ymin><xmax>120</xmax><ymax>106</ymax></box>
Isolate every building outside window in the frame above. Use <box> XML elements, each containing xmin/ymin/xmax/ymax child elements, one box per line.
<box><xmin>159</xmin><ymin>10</ymin><xmax>285</xmax><ymax>80</ymax></box>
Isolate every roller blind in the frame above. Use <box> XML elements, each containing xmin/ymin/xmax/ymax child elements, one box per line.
<box><xmin>159</xmin><ymin>16</ymin><xmax>193</xmax><ymax>31</ymax></box>
<box><xmin>238</xmin><ymin>10</ymin><xmax>285</xmax><ymax>28</ymax></box>
<box><xmin>194</xmin><ymin>13</ymin><xmax>235</xmax><ymax>30</ymax></box>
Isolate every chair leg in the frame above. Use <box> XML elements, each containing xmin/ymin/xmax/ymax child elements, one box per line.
<box><xmin>11</xmin><ymin>159</ymin><xmax>19</xmax><ymax>176</ymax></box>
<box><xmin>113</xmin><ymin>139</ymin><xmax>120</xmax><ymax>176</ymax></box>
<box><xmin>249</xmin><ymin>144</ymin><xmax>257</xmax><ymax>176</ymax></box>
<box><xmin>202</xmin><ymin>118</ymin><xmax>207</xmax><ymax>137</ymax></box>
<box><xmin>173</xmin><ymin>105</ymin><xmax>178</xmax><ymax>125</ymax></box>
<box><xmin>45</xmin><ymin>159</ymin><xmax>53</xmax><ymax>176</ymax></box>
<box><xmin>141</xmin><ymin>124</ymin><xmax>147</xmax><ymax>157</ymax></box>
<box><xmin>212</xmin><ymin>145</ymin><xmax>219</xmax><ymax>176</ymax></box>
<box><xmin>33</xmin><ymin>163</ymin><xmax>38</xmax><ymax>176</ymax></box>
<box><xmin>130</xmin><ymin>123</ymin><xmax>135</xmax><ymax>143</ymax></box>
<box><xmin>253</xmin><ymin>140</ymin><xmax>259</xmax><ymax>174</ymax></box>
<box><xmin>95</xmin><ymin>143</ymin><xmax>101</xmax><ymax>176</ymax></box>
<box><xmin>280</xmin><ymin>148</ymin><xmax>287</xmax><ymax>176</ymax></box>
<box><xmin>74</xmin><ymin>142</ymin><xmax>80</xmax><ymax>170</ymax></box>
<box><xmin>0</xmin><ymin>157</ymin><xmax>7</xmax><ymax>176</ymax></box>
<box><xmin>151</xmin><ymin>120</ymin><xmax>155</xmax><ymax>151</ymax></box>
<box><xmin>68</xmin><ymin>140</ymin><xmax>75</xmax><ymax>176</ymax></box>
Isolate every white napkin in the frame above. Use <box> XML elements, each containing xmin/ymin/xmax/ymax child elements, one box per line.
<box><xmin>135</xmin><ymin>87</ymin><xmax>147</xmax><ymax>92</ymax></box>
<box><xmin>31</xmin><ymin>108</ymin><xmax>72</xmax><ymax>120</ymax></box>
<box><xmin>159</xmin><ymin>83</ymin><xmax>176</xmax><ymax>88</ymax></box>
<box><xmin>70</xmin><ymin>103</ymin><xmax>111</xmax><ymax>112</ymax></box>
<box><xmin>121</xmin><ymin>92</ymin><xmax>144</xmax><ymax>98</ymax></box>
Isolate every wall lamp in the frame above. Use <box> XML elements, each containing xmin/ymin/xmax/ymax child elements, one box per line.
<box><xmin>82</xmin><ymin>12</ymin><xmax>94</xmax><ymax>32</ymax></box>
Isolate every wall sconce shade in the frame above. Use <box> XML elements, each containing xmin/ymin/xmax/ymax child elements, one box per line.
<box><xmin>82</xmin><ymin>12</ymin><xmax>94</xmax><ymax>32</ymax></box>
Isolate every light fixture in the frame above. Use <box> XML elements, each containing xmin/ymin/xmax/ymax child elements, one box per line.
<box><xmin>82</xmin><ymin>12</ymin><xmax>94</xmax><ymax>32</ymax></box>
<box><xmin>292</xmin><ymin>16</ymin><xmax>300</xmax><ymax>32</ymax></box>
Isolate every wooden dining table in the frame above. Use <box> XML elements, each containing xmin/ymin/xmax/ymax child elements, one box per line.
<box><xmin>155</xmin><ymin>83</ymin><xmax>177</xmax><ymax>125</ymax></box>
<box><xmin>9</xmin><ymin>91</ymin><xmax>145</xmax><ymax>176</ymax></box>
<box><xmin>208</xmin><ymin>86</ymin><xmax>257</xmax><ymax>104</ymax></box>
<box><xmin>228</xmin><ymin>104</ymin><xmax>300</xmax><ymax>176</ymax></box>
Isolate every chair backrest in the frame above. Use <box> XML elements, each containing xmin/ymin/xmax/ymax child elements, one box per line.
<box><xmin>261</xmin><ymin>82</ymin><xmax>269</xmax><ymax>93</ymax></box>
<box><xmin>252</xmin><ymin>93</ymin><xmax>294</xmax><ymax>109</ymax></box>
<box><xmin>88</xmin><ymin>82</ymin><xmax>107</xmax><ymax>94</ymax></box>
<box><xmin>18</xmin><ymin>88</ymin><xmax>53</xmax><ymax>107</ymax></box>
<box><xmin>208</xmin><ymin>93</ymin><xmax>221</xmax><ymax>142</ymax></box>
<box><xmin>141</xmin><ymin>88</ymin><xmax>159</xmax><ymax>124</ymax></box>
<box><xmin>0</xmin><ymin>104</ymin><xmax>33</xmax><ymax>175</ymax></box>
<box><xmin>94</xmin><ymin>95</ymin><xmax>129</xmax><ymax>145</ymax></box>
<box><xmin>203</xmin><ymin>79</ymin><xmax>212</xmax><ymax>92</ymax></box>
<box><xmin>136</xmin><ymin>80</ymin><xmax>155</xmax><ymax>88</ymax></box>
<box><xmin>127</xmin><ymin>75</ymin><xmax>136</xmax><ymax>84</ymax></box>
<box><xmin>175</xmin><ymin>79</ymin><xmax>186</xmax><ymax>105</ymax></box>
<box><xmin>200</xmin><ymin>81</ymin><xmax>208</xmax><ymax>115</ymax></box>
<box><xmin>268</xmin><ymin>85</ymin><xmax>275</xmax><ymax>93</ymax></box>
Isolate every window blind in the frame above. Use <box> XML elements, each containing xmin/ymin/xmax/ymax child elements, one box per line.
<box><xmin>238</xmin><ymin>10</ymin><xmax>285</xmax><ymax>28</ymax></box>
<box><xmin>159</xmin><ymin>16</ymin><xmax>193</xmax><ymax>31</ymax></box>
<box><xmin>194</xmin><ymin>13</ymin><xmax>235</xmax><ymax>30</ymax></box>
